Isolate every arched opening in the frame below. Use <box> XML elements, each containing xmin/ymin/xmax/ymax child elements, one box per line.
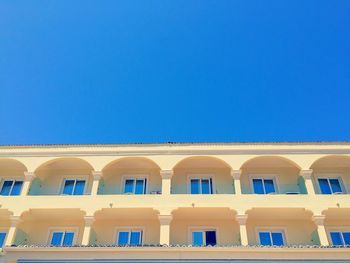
<box><xmin>0</xmin><ymin>159</ymin><xmax>27</xmax><ymax>196</ymax></box>
<box><xmin>310</xmin><ymin>155</ymin><xmax>350</xmax><ymax>194</ymax></box>
<box><xmin>172</xmin><ymin>156</ymin><xmax>232</xmax><ymax>194</ymax></box>
<box><xmin>32</xmin><ymin>158</ymin><xmax>93</xmax><ymax>195</ymax></box>
<box><xmin>101</xmin><ymin>157</ymin><xmax>161</xmax><ymax>195</ymax></box>
<box><xmin>240</xmin><ymin>156</ymin><xmax>303</xmax><ymax>194</ymax></box>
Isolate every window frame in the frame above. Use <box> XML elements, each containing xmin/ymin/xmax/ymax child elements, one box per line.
<box><xmin>47</xmin><ymin>227</ymin><xmax>78</xmax><ymax>246</ymax></box>
<box><xmin>114</xmin><ymin>226</ymin><xmax>145</xmax><ymax>246</ymax></box>
<box><xmin>327</xmin><ymin>227</ymin><xmax>350</xmax><ymax>246</ymax></box>
<box><xmin>187</xmin><ymin>174</ymin><xmax>215</xmax><ymax>194</ymax></box>
<box><xmin>315</xmin><ymin>174</ymin><xmax>346</xmax><ymax>194</ymax></box>
<box><xmin>60</xmin><ymin>176</ymin><xmax>87</xmax><ymax>195</ymax></box>
<box><xmin>188</xmin><ymin>226</ymin><xmax>218</xmax><ymax>246</ymax></box>
<box><xmin>256</xmin><ymin>227</ymin><xmax>287</xmax><ymax>246</ymax></box>
<box><xmin>121</xmin><ymin>175</ymin><xmax>149</xmax><ymax>195</ymax></box>
<box><xmin>249</xmin><ymin>174</ymin><xmax>279</xmax><ymax>194</ymax></box>
<box><xmin>0</xmin><ymin>177</ymin><xmax>24</xmax><ymax>196</ymax></box>
<box><xmin>0</xmin><ymin>228</ymin><xmax>8</xmax><ymax>247</ymax></box>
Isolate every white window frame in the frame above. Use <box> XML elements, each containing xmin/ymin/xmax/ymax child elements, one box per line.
<box><xmin>327</xmin><ymin>227</ymin><xmax>350</xmax><ymax>246</ymax></box>
<box><xmin>187</xmin><ymin>174</ymin><xmax>215</xmax><ymax>194</ymax></box>
<box><xmin>315</xmin><ymin>174</ymin><xmax>347</xmax><ymax>194</ymax></box>
<box><xmin>60</xmin><ymin>176</ymin><xmax>87</xmax><ymax>195</ymax></box>
<box><xmin>0</xmin><ymin>177</ymin><xmax>24</xmax><ymax>195</ymax></box>
<box><xmin>249</xmin><ymin>174</ymin><xmax>279</xmax><ymax>194</ymax></box>
<box><xmin>255</xmin><ymin>227</ymin><xmax>287</xmax><ymax>246</ymax></box>
<box><xmin>47</xmin><ymin>227</ymin><xmax>79</xmax><ymax>246</ymax></box>
<box><xmin>188</xmin><ymin>226</ymin><xmax>218</xmax><ymax>246</ymax></box>
<box><xmin>114</xmin><ymin>226</ymin><xmax>144</xmax><ymax>245</ymax></box>
<box><xmin>121</xmin><ymin>175</ymin><xmax>149</xmax><ymax>195</ymax></box>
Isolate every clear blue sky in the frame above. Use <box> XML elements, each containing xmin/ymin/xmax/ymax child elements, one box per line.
<box><xmin>1</xmin><ymin>1</ymin><xmax>349</xmax><ymax>144</ymax></box>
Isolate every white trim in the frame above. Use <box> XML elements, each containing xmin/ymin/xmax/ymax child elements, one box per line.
<box><xmin>0</xmin><ymin>177</ymin><xmax>24</xmax><ymax>196</ymax></box>
<box><xmin>188</xmin><ymin>226</ymin><xmax>218</xmax><ymax>246</ymax></box>
<box><xmin>327</xmin><ymin>227</ymin><xmax>350</xmax><ymax>246</ymax></box>
<box><xmin>114</xmin><ymin>226</ymin><xmax>145</xmax><ymax>245</ymax></box>
<box><xmin>121</xmin><ymin>175</ymin><xmax>149</xmax><ymax>194</ymax></box>
<box><xmin>255</xmin><ymin>227</ymin><xmax>287</xmax><ymax>246</ymax></box>
<box><xmin>47</xmin><ymin>227</ymin><xmax>79</xmax><ymax>246</ymax></box>
<box><xmin>249</xmin><ymin>174</ymin><xmax>279</xmax><ymax>194</ymax></box>
<box><xmin>187</xmin><ymin>174</ymin><xmax>215</xmax><ymax>194</ymax></box>
<box><xmin>314</xmin><ymin>174</ymin><xmax>347</xmax><ymax>194</ymax></box>
<box><xmin>59</xmin><ymin>176</ymin><xmax>88</xmax><ymax>195</ymax></box>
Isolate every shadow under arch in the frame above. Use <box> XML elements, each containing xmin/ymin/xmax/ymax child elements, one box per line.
<box><xmin>310</xmin><ymin>155</ymin><xmax>350</xmax><ymax>170</ymax></box>
<box><xmin>100</xmin><ymin>157</ymin><xmax>161</xmax><ymax>195</ymax></box>
<box><xmin>0</xmin><ymin>158</ymin><xmax>28</xmax><ymax>177</ymax></box>
<box><xmin>172</xmin><ymin>156</ymin><xmax>233</xmax><ymax>195</ymax></box>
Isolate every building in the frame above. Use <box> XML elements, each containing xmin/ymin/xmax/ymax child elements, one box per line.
<box><xmin>0</xmin><ymin>142</ymin><xmax>350</xmax><ymax>263</ymax></box>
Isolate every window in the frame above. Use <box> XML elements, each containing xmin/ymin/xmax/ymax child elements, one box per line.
<box><xmin>117</xmin><ymin>230</ymin><xmax>142</xmax><ymax>246</ymax></box>
<box><xmin>50</xmin><ymin>231</ymin><xmax>75</xmax><ymax>246</ymax></box>
<box><xmin>62</xmin><ymin>179</ymin><xmax>86</xmax><ymax>195</ymax></box>
<box><xmin>259</xmin><ymin>231</ymin><xmax>285</xmax><ymax>246</ymax></box>
<box><xmin>0</xmin><ymin>232</ymin><xmax>6</xmax><ymax>247</ymax></box>
<box><xmin>318</xmin><ymin>178</ymin><xmax>344</xmax><ymax>194</ymax></box>
<box><xmin>189</xmin><ymin>176</ymin><xmax>214</xmax><ymax>194</ymax></box>
<box><xmin>252</xmin><ymin>178</ymin><xmax>276</xmax><ymax>194</ymax></box>
<box><xmin>191</xmin><ymin>230</ymin><xmax>217</xmax><ymax>246</ymax></box>
<box><xmin>0</xmin><ymin>180</ymin><xmax>23</xmax><ymax>196</ymax></box>
<box><xmin>123</xmin><ymin>178</ymin><xmax>147</xmax><ymax>194</ymax></box>
<box><xmin>330</xmin><ymin>231</ymin><xmax>350</xmax><ymax>246</ymax></box>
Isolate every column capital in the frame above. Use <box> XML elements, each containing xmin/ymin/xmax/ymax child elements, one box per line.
<box><xmin>91</xmin><ymin>171</ymin><xmax>102</xmax><ymax>180</ymax></box>
<box><xmin>160</xmin><ymin>170</ymin><xmax>173</xmax><ymax>179</ymax></box>
<box><xmin>312</xmin><ymin>215</ymin><xmax>326</xmax><ymax>225</ymax></box>
<box><xmin>158</xmin><ymin>214</ymin><xmax>173</xmax><ymax>225</ymax></box>
<box><xmin>24</xmin><ymin>172</ymin><xmax>36</xmax><ymax>181</ymax></box>
<box><xmin>9</xmin><ymin>216</ymin><xmax>22</xmax><ymax>227</ymax></box>
<box><xmin>83</xmin><ymin>216</ymin><xmax>95</xmax><ymax>226</ymax></box>
<box><xmin>300</xmin><ymin>169</ymin><xmax>313</xmax><ymax>179</ymax></box>
<box><xmin>236</xmin><ymin>214</ymin><xmax>248</xmax><ymax>225</ymax></box>
<box><xmin>231</xmin><ymin>169</ymin><xmax>242</xmax><ymax>179</ymax></box>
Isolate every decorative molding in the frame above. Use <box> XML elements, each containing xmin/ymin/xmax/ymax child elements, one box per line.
<box><xmin>23</xmin><ymin>172</ymin><xmax>36</xmax><ymax>181</ymax></box>
<box><xmin>300</xmin><ymin>170</ymin><xmax>313</xmax><ymax>179</ymax></box>
<box><xmin>236</xmin><ymin>215</ymin><xmax>248</xmax><ymax>225</ymax></box>
<box><xmin>83</xmin><ymin>216</ymin><xmax>95</xmax><ymax>226</ymax></box>
<box><xmin>9</xmin><ymin>216</ymin><xmax>22</xmax><ymax>227</ymax></box>
<box><xmin>158</xmin><ymin>215</ymin><xmax>173</xmax><ymax>225</ymax></box>
<box><xmin>312</xmin><ymin>215</ymin><xmax>326</xmax><ymax>225</ymax></box>
<box><xmin>91</xmin><ymin>171</ymin><xmax>102</xmax><ymax>180</ymax></box>
<box><xmin>160</xmin><ymin>170</ymin><xmax>174</xmax><ymax>179</ymax></box>
<box><xmin>231</xmin><ymin>170</ymin><xmax>242</xmax><ymax>179</ymax></box>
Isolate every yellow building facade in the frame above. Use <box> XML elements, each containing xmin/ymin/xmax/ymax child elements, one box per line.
<box><xmin>0</xmin><ymin>143</ymin><xmax>350</xmax><ymax>262</ymax></box>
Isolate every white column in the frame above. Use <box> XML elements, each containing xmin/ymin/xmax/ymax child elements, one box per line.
<box><xmin>5</xmin><ymin>216</ymin><xmax>21</xmax><ymax>247</ymax></box>
<box><xmin>237</xmin><ymin>214</ymin><xmax>248</xmax><ymax>246</ymax></box>
<box><xmin>81</xmin><ymin>216</ymin><xmax>95</xmax><ymax>246</ymax></box>
<box><xmin>231</xmin><ymin>170</ymin><xmax>242</xmax><ymax>195</ymax></box>
<box><xmin>158</xmin><ymin>215</ymin><xmax>172</xmax><ymax>246</ymax></box>
<box><xmin>313</xmin><ymin>215</ymin><xmax>329</xmax><ymax>246</ymax></box>
<box><xmin>160</xmin><ymin>170</ymin><xmax>173</xmax><ymax>195</ymax></box>
<box><xmin>300</xmin><ymin>169</ymin><xmax>316</xmax><ymax>195</ymax></box>
<box><xmin>21</xmin><ymin>172</ymin><xmax>36</xmax><ymax>196</ymax></box>
<box><xmin>91</xmin><ymin>171</ymin><xmax>102</xmax><ymax>195</ymax></box>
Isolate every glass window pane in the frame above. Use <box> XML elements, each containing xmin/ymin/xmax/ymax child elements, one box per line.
<box><xmin>135</xmin><ymin>179</ymin><xmax>145</xmax><ymax>195</ymax></box>
<box><xmin>62</xmin><ymin>232</ymin><xmax>74</xmax><ymax>246</ymax></box>
<box><xmin>51</xmin><ymin>232</ymin><xmax>63</xmax><ymax>246</ymax></box>
<box><xmin>11</xmin><ymin>181</ymin><xmax>23</xmax><ymax>196</ymax></box>
<box><xmin>1</xmin><ymin>181</ymin><xmax>13</xmax><ymax>196</ymax></box>
<box><xmin>201</xmin><ymin>179</ymin><xmax>210</xmax><ymax>194</ymax></box>
<box><xmin>124</xmin><ymin>179</ymin><xmax>134</xmax><ymax>194</ymax></box>
<box><xmin>0</xmin><ymin>233</ymin><xmax>6</xmax><ymax>247</ymax></box>
<box><xmin>259</xmin><ymin>232</ymin><xmax>272</xmax><ymax>246</ymax></box>
<box><xmin>205</xmin><ymin>231</ymin><xmax>217</xmax><ymax>246</ymax></box>
<box><xmin>264</xmin><ymin>179</ymin><xmax>275</xmax><ymax>194</ymax></box>
<box><xmin>191</xmin><ymin>179</ymin><xmax>200</xmax><ymax>194</ymax></box>
<box><xmin>210</xmin><ymin>178</ymin><xmax>213</xmax><ymax>194</ymax></box>
<box><xmin>329</xmin><ymin>179</ymin><xmax>342</xmax><ymax>193</ymax></box>
<box><xmin>318</xmin><ymin>179</ymin><xmax>332</xmax><ymax>194</ymax></box>
<box><xmin>63</xmin><ymin>180</ymin><xmax>75</xmax><ymax>195</ymax></box>
<box><xmin>73</xmin><ymin>180</ymin><xmax>85</xmax><ymax>195</ymax></box>
<box><xmin>330</xmin><ymin>232</ymin><xmax>343</xmax><ymax>246</ymax></box>
<box><xmin>118</xmin><ymin>232</ymin><xmax>129</xmax><ymax>246</ymax></box>
<box><xmin>342</xmin><ymin>232</ymin><xmax>350</xmax><ymax>245</ymax></box>
<box><xmin>192</xmin><ymin>231</ymin><xmax>203</xmax><ymax>246</ymax></box>
<box><xmin>271</xmin><ymin>232</ymin><xmax>284</xmax><ymax>246</ymax></box>
<box><xmin>253</xmin><ymin>179</ymin><xmax>264</xmax><ymax>194</ymax></box>
<box><xmin>130</xmin><ymin>231</ymin><xmax>141</xmax><ymax>245</ymax></box>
